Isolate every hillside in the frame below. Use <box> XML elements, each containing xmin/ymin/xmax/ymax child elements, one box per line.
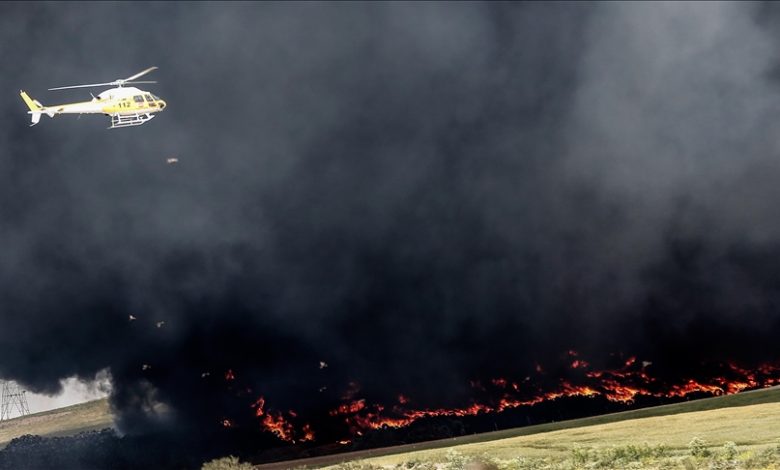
<box><xmin>2</xmin><ymin>388</ymin><xmax>780</xmax><ymax>468</ymax></box>
<box><xmin>0</xmin><ymin>399</ymin><xmax>112</xmax><ymax>448</ymax></box>
<box><xmin>349</xmin><ymin>400</ymin><xmax>780</xmax><ymax>469</ymax></box>
<box><xmin>255</xmin><ymin>386</ymin><xmax>780</xmax><ymax>469</ymax></box>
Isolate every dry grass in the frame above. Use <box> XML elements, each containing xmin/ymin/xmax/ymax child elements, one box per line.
<box><xmin>2</xmin><ymin>388</ymin><xmax>778</xmax><ymax>469</ymax></box>
<box><xmin>311</xmin><ymin>388</ymin><xmax>780</xmax><ymax>469</ymax></box>
<box><xmin>0</xmin><ymin>398</ymin><xmax>112</xmax><ymax>448</ymax></box>
<box><xmin>352</xmin><ymin>401</ymin><xmax>780</xmax><ymax>467</ymax></box>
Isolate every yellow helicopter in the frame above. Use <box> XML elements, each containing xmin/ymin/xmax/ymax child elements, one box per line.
<box><xmin>20</xmin><ymin>66</ymin><xmax>166</xmax><ymax>129</ymax></box>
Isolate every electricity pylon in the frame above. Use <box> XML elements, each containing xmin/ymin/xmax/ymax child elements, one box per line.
<box><xmin>0</xmin><ymin>380</ymin><xmax>31</xmax><ymax>421</ymax></box>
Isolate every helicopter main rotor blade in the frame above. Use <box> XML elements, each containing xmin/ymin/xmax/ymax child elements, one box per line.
<box><xmin>123</xmin><ymin>81</ymin><xmax>157</xmax><ymax>85</ymax></box>
<box><xmin>48</xmin><ymin>82</ymin><xmax>116</xmax><ymax>91</ymax></box>
<box><xmin>123</xmin><ymin>66</ymin><xmax>158</xmax><ymax>82</ymax></box>
<box><xmin>47</xmin><ymin>68</ymin><xmax>159</xmax><ymax>91</ymax></box>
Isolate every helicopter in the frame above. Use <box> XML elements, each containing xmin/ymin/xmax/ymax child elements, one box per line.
<box><xmin>19</xmin><ymin>66</ymin><xmax>166</xmax><ymax>129</ymax></box>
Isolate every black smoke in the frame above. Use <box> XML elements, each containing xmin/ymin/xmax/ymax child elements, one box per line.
<box><xmin>2</xmin><ymin>1</ymin><xmax>780</xmax><ymax>467</ymax></box>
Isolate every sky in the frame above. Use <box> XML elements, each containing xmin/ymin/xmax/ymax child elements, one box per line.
<box><xmin>14</xmin><ymin>375</ymin><xmax>109</xmax><ymax>414</ymax></box>
<box><xmin>2</xmin><ymin>0</ymin><xmax>780</xmax><ymax>459</ymax></box>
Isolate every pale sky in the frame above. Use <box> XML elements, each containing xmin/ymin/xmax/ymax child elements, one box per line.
<box><xmin>7</xmin><ymin>371</ymin><xmax>111</xmax><ymax>417</ymax></box>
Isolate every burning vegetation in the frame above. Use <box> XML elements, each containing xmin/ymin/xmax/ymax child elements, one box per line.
<box><xmin>216</xmin><ymin>351</ymin><xmax>780</xmax><ymax>445</ymax></box>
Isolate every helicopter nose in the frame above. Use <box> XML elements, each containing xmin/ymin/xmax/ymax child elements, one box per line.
<box><xmin>158</xmin><ymin>100</ymin><xmax>166</xmax><ymax>110</ymax></box>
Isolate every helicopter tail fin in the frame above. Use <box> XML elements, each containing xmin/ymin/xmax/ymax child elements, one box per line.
<box><xmin>20</xmin><ymin>90</ymin><xmax>50</xmax><ymax>126</ymax></box>
<box><xmin>20</xmin><ymin>90</ymin><xmax>42</xmax><ymax>111</ymax></box>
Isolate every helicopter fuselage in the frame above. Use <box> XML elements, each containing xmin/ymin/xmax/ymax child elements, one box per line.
<box><xmin>20</xmin><ymin>85</ymin><xmax>166</xmax><ymax>128</ymax></box>
<box><xmin>45</xmin><ymin>87</ymin><xmax>166</xmax><ymax>116</ymax></box>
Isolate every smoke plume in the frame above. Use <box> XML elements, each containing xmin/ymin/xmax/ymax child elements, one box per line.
<box><xmin>2</xmin><ymin>1</ymin><xmax>780</xmax><ymax>466</ymax></box>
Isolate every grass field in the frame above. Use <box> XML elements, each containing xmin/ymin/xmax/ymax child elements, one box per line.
<box><xmin>248</xmin><ymin>387</ymin><xmax>780</xmax><ymax>469</ymax></box>
<box><xmin>0</xmin><ymin>398</ymin><xmax>112</xmax><ymax>448</ymax></box>
<box><xmin>334</xmin><ymin>401</ymin><xmax>780</xmax><ymax>469</ymax></box>
<box><xmin>2</xmin><ymin>388</ymin><xmax>779</xmax><ymax>469</ymax></box>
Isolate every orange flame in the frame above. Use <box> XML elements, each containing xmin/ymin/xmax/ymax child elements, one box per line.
<box><xmin>232</xmin><ymin>354</ymin><xmax>780</xmax><ymax>443</ymax></box>
<box><xmin>330</xmin><ymin>398</ymin><xmax>366</xmax><ymax>416</ymax></box>
<box><xmin>249</xmin><ymin>396</ymin><xmax>311</xmax><ymax>443</ymax></box>
<box><xmin>571</xmin><ymin>359</ymin><xmax>589</xmax><ymax>369</ymax></box>
<box><xmin>666</xmin><ymin>380</ymin><xmax>723</xmax><ymax>398</ymax></box>
<box><xmin>262</xmin><ymin>411</ymin><xmax>294</xmax><ymax>442</ymax></box>
<box><xmin>251</xmin><ymin>396</ymin><xmax>266</xmax><ymax>417</ymax></box>
<box><xmin>327</xmin><ymin>354</ymin><xmax>780</xmax><ymax>432</ymax></box>
<box><xmin>301</xmin><ymin>424</ymin><xmax>315</xmax><ymax>442</ymax></box>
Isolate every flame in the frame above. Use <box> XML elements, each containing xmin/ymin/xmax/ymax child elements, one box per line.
<box><xmin>249</xmin><ymin>395</ymin><xmax>311</xmax><ymax>443</ymax></box>
<box><xmin>571</xmin><ymin>359</ymin><xmax>589</xmax><ymax>369</ymax></box>
<box><xmin>722</xmin><ymin>381</ymin><xmax>751</xmax><ymax>394</ymax></box>
<box><xmin>326</xmin><ymin>355</ymin><xmax>780</xmax><ymax>433</ymax></box>
<box><xmin>251</xmin><ymin>396</ymin><xmax>266</xmax><ymax>417</ymax></box>
<box><xmin>229</xmin><ymin>353</ymin><xmax>780</xmax><ymax>444</ymax></box>
<box><xmin>330</xmin><ymin>398</ymin><xmax>366</xmax><ymax>416</ymax></box>
<box><xmin>666</xmin><ymin>380</ymin><xmax>724</xmax><ymax>398</ymax></box>
<box><xmin>263</xmin><ymin>411</ymin><xmax>295</xmax><ymax>442</ymax></box>
<box><xmin>301</xmin><ymin>424</ymin><xmax>315</xmax><ymax>442</ymax></box>
<box><xmin>601</xmin><ymin>380</ymin><xmax>643</xmax><ymax>402</ymax></box>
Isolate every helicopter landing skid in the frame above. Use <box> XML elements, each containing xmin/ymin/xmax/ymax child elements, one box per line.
<box><xmin>110</xmin><ymin>112</ymin><xmax>154</xmax><ymax>129</ymax></box>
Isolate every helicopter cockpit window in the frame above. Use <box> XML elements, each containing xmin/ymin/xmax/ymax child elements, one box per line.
<box><xmin>133</xmin><ymin>95</ymin><xmax>145</xmax><ymax>103</ymax></box>
<box><xmin>144</xmin><ymin>94</ymin><xmax>155</xmax><ymax>102</ymax></box>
